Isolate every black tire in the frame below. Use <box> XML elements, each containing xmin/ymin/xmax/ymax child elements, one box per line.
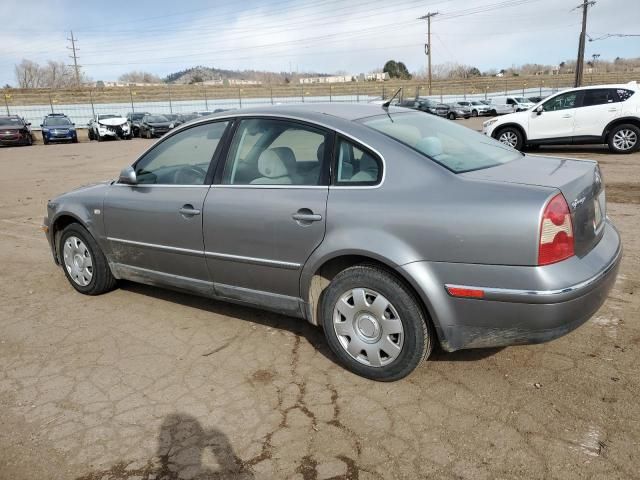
<box><xmin>97</xmin><ymin>133</ymin><xmax>102</xmax><ymax>142</ymax></box>
<box><xmin>490</xmin><ymin>109</ymin><xmax>497</xmax><ymax>116</ymax></box>
<box><xmin>72</xmin><ymin>135</ymin><xmax>78</xmax><ymax>143</ymax></box>
<box><xmin>471</xmin><ymin>109</ymin><xmax>478</xmax><ymax>117</ymax></box>
<box><xmin>320</xmin><ymin>264</ymin><xmax>434</xmax><ymax>381</ymax></box>
<box><xmin>88</xmin><ymin>129</ymin><xmax>93</xmax><ymax>141</ymax></box>
<box><xmin>608</xmin><ymin>123</ymin><xmax>640</xmax><ymax>154</ymax></box>
<box><xmin>447</xmin><ymin>112</ymin><xmax>456</xmax><ymax>120</ymax></box>
<box><xmin>495</xmin><ymin>126</ymin><xmax>525</xmax><ymax>151</ymax></box>
<box><xmin>43</xmin><ymin>135</ymin><xmax>49</xmax><ymax>145</ymax></box>
<box><xmin>58</xmin><ymin>223</ymin><xmax>117</xmax><ymax>295</ymax></box>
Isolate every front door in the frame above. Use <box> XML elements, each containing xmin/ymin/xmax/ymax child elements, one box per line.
<box><xmin>203</xmin><ymin>118</ymin><xmax>332</xmax><ymax>313</ymax></box>
<box><xmin>528</xmin><ymin>91</ymin><xmax>580</xmax><ymax>141</ymax></box>
<box><xmin>104</xmin><ymin>121</ymin><xmax>230</xmax><ymax>291</ymax></box>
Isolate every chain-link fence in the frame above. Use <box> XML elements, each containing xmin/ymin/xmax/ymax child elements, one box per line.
<box><xmin>3</xmin><ymin>72</ymin><xmax>637</xmax><ymax>129</ymax></box>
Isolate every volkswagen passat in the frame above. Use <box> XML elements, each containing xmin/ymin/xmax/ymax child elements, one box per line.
<box><xmin>43</xmin><ymin>104</ymin><xmax>622</xmax><ymax>381</ymax></box>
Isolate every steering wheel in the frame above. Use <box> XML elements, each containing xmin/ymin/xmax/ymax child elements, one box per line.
<box><xmin>172</xmin><ymin>165</ymin><xmax>207</xmax><ymax>185</ymax></box>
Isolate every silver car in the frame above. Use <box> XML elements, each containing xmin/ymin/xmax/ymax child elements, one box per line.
<box><xmin>43</xmin><ymin>104</ymin><xmax>621</xmax><ymax>381</ymax></box>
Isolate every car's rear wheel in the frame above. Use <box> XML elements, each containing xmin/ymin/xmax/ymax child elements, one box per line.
<box><xmin>608</xmin><ymin>124</ymin><xmax>640</xmax><ymax>154</ymax></box>
<box><xmin>59</xmin><ymin>223</ymin><xmax>116</xmax><ymax>295</ymax></box>
<box><xmin>447</xmin><ymin>112</ymin><xmax>456</xmax><ymax>120</ymax></box>
<box><xmin>496</xmin><ymin>126</ymin><xmax>524</xmax><ymax>150</ymax></box>
<box><xmin>320</xmin><ymin>265</ymin><xmax>433</xmax><ymax>381</ymax></box>
<box><xmin>490</xmin><ymin>109</ymin><xmax>497</xmax><ymax>116</ymax></box>
<box><xmin>471</xmin><ymin>110</ymin><xmax>478</xmax><ymax>117</ymax></box>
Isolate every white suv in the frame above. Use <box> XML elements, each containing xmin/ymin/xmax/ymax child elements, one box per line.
<box><xmin>483</xmin><ymin>82</ymin><xmax>640</xmax><ymax>154</ymax></box>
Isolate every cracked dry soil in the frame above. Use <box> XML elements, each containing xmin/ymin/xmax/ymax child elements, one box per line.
<box><xmin>1</xmin><ymin>125</ymin><xmax>639</xmax><ymax>479</ymax></box>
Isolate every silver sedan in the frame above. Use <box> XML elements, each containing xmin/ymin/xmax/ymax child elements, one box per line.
<box><xmin>43</xmin><ymin>104</ymin><xmax>621</xmax><ymax>381</ymax></box>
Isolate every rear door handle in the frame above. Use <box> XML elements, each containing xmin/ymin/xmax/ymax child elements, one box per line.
<box><xmin>292</xmin><ymin>208</ymin><xmax>322</xmax><ymax>224</ymax></box>
<box><xmin>179</xmin><ymin>205</ymin><xmax>201</xmax><ymax>216</ymax></box>
<box><xmin>292</xmin><ymin>213</ymin><xmax>322</xmax><ymax>222</ymax></box>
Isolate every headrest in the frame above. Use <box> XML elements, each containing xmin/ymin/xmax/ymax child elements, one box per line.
<box><xmin>258</xmin><ymin>147</ymin><xmax>295</xmax><ymax>178</ymax></box>
<box><xmin>377</xmin><ymin>124</ymin><xmax>421</xmax><ymax>147</ymax></box>
<box><xmin>415</xmin><ymin>137</ymin><xmax>443</xmax><ymax>157</ymax></box>
<box><xmin>359</xmin><ymin>152</ymin><xmax>379</xmax><ymax>175</ymax></box>
<box><xmin>317</xmin><ymin>142</ymin><xmax>324</xmax><ymax>162</ymax></box>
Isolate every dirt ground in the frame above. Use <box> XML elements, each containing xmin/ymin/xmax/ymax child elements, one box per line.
<box><xmin>1</xmin><ymin>118</ymin><xmax>639</xmax><ymax>479</ymax></box>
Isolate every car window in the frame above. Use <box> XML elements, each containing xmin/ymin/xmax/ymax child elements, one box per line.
<box><xmin>222</xmin><ymin>118</ymin><xmax>329</xmax><ymax>186</ymax></box>
<box><xmin>506</xmin><ymin>99</ymin><xmax>515</xmax><ymax>105</ymax></box>
<box><xmin>134</xmin><ymin>121</ymin><xmax>228</xmax><ymax>185</ymax></box>
<box><xmin>335</xmin><ymin>138</ymin><xmax>382</xmax><ymax>185</ymax></box>
<box><xmin>543</xmin><ymin>92</ymin><xmax>578</xmax><ymax>111</ymax></box>
<box><xmin>617</xmin><ymin>89</ymin><xmax>635</xmax><ymax>102</ymax></box>
<box><xmin>581</xmin><ymin>89</ymin><xmax>616</xmax><ymax>107</ymax></box>
<box><xmin>360</xmin><ymin>111</ymin><xmax>521</xmax><ymax>173</ymax></box>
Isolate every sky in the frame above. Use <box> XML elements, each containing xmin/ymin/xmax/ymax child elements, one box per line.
<box><xmin>1</xmin><ymin>0</ymin><xmax>639</xmax><ymax>85</ymax></box>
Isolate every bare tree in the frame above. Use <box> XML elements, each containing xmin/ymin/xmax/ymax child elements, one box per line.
<box><xmin>14</xmin><ymin>59</ymin><xmax>42</xmax><ymax>88</ymax></box>
<box><xmin>42</xmin><ymin>61</ymin><xmax>73</xmax><ymax>88</ymax></box>
<box><xmin>118</xmin><ymin>71</ymin><xmax>162</xmax><ymax>83</ymax></box>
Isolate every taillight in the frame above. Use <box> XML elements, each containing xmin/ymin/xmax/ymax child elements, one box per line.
<box><xmin>538</xmin><ymin>193</ymin><xmax>574</xmax><ymax>265</ymax></box>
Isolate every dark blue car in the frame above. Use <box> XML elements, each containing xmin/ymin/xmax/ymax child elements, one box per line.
<box><xmin>41</xmin><ymin>113</ymin><xmax>78</xmax><ymax>144</ymax></box>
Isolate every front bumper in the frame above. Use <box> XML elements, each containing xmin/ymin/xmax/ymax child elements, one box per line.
<box><xmin>0</xmin><ymin>134</ymin><xmax>30</xmax><ymax>145</ymax></box>
<box><xmin>401</xmin><ymin>220</ymin><xmax>622</xmax><ymax>351</ymax></box>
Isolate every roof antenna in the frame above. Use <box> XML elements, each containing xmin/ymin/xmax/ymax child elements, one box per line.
<box><xmin>382</xmin><ymin>87</ymin><xmax>402</xmax><ymax>109</ymax></box>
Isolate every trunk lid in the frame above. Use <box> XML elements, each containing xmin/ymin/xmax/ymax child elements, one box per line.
<box><xmin>461</xmin><ymin>154</ymin><xmax>606</xmax><ymax>257</ymax></box>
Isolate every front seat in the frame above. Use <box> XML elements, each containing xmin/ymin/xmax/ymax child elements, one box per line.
<box><xmin>250</xmin><ymin>147</ymin><xmax>298</xmax><ymax>184</ymax></box>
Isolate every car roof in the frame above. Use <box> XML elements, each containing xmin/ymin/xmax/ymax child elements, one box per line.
<box><xmin>198</xmin><ymin>103</ymin><xmax>411</xmax><ymax>122</ymax></box>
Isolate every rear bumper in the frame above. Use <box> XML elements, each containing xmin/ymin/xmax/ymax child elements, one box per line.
<box><xmin>400</xmin><ymin>220</ymin><xmax>622</xmax><ymax>351</ymax></box>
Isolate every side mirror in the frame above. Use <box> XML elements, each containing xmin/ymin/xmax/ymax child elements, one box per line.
<box><xmin>118</xmin><ymin>166</ymin><xmax>137</xmax><ymax>185</ymax></box>
<box><xmin>40</xmin><ymin>124</ymin><xmax>43</xmax><ymax>127</ymax></box>
<box><xmin>535</xmin><ymin>105</ymin><xmax>543</xmax><ymax>115</ymax></box>
<box><xmin>72</xmin><ymin>123</ymin><xmax>75</xmax><ymax>126</ymax></box>
<box><xmin>26</xmin><ymin>122</ymin><xmax>31</xmax><ymax>126</ymax></box>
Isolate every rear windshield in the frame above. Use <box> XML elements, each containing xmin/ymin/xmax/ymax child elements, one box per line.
<box><xmin>359</xmin><ymin>112</ymin><xmax>522</xmax><ymax>173</ymax></box>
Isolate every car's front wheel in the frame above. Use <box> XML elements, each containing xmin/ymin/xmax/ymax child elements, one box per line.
<box><xmin>320</xmin><ymin>265</ymin><xmax>434</xmax><ymax>381</ymax></box>
<box><xmin>447</xmin><ymin>112</ymin><xmax>456</xmax><ymax>120</ymax></box>
<box><xmin>496</xmin><ymin>126</ymin><xmax>524</xmax><ymax>150</ymax></box>
<box><xmin>59</xmin><ymin>223</ymin><xmax>117</xmax><ymax>295</ymax></box>
<box><xmin>471</xmin><ymin>109</ymin><xmax>478</xmax><ymax>117</ymax></box>
<box><xmin>608</xmin><ymin>124</ymin><xmax>640</xmax><ymax>154</ymax></box>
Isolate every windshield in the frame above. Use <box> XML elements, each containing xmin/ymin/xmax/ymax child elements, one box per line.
<box><xmin>514</xmin><ymin>97</ymin><xmax>530</xmax><ymax>103</ymax></box>
<box><xmin>0</xmin><ymin>117</ymin><xmax>23</xmax><ymax>126</ymax></box>
<box><xmin>131</xmin><ymin>113</ymin><xmax>146</xmax><ymax>120</ymax></box>
<box><xmin>44</xmin><ymin>117</ymin><xmax>71</xmax><ymax>126</ymax></box>
<box><xmin>146</xmin><ymin>115</ymin><xmax>168</xmax><ymax>122</ymax></box>
<box><xmin>98</xmin><ymin>114</ymin><xmax>118</xmax><ymax>120</ymax></box>
<box><xmin>359</xmin><ymin>112</ymin><xmax>522</xmax><ymax>173</ymax></box>
<box><xmin>164</xmin><ymin>114</ymin><xmax>178</xmax><ymax>121</ymax></box>
<box><xmin>458</xmin><ymin>101</ymin><xmax>471</xmax><ymax>106</ymax></box>
<box><xmin>471</xmin><ymin>101</ymin><xmax>484</xmax><ymax>105</ymax></box>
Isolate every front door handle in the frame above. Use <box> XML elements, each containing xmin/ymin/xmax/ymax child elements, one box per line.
<box><xmin>179</xmin><ymin>205</ymin><xmax>201</xmax><ymax>216</ymax></box>
<box><xmin>561</xmin><ymin>114</ymin><xmax>572</xmax><ymax>118</ymax></box>
<box><xmin>292</xmin><ymin>208</ymin><xmax>322</xmax><ymax>224</ymax></box>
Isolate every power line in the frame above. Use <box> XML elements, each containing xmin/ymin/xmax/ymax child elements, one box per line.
<box><xmin>66</xmin><ymin>30</ymin><xmax>81</xmax><ymax>86</ymax></box>
<box><xmin>574</xmin><ymin>0</ymin><xmax>596</xmax><ymax>87</ymax></box>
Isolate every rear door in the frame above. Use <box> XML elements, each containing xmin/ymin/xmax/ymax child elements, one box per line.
<box><xmin>528</xmin><ymin>91</ymin><xmax>579</xmax><ymax>141</ymax></box>
<box><xmin>103</xmin><ymin>121</ymin><xmax>230</xmax><ymax>290</ymax></box>
<box><xmin>203</xmin><ymin>117</ymin><xmax>332</xmax><ymax>312</ymax></box>
<box><xmin>573</xmin><ymin>88</ymin><xmax>621</xmax><ymax>138</ymax></box>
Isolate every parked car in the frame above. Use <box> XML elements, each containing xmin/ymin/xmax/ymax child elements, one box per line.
<box><xmin>479</xmin><ymin>99</ymin><xmax>514</xmax><ymax>116</ymax></box>
<box><xmin>43</xmin><ymin>104</ymin><xmax>621</xmax><ymax>381</ymax></box>
<box><xmin>483</xmin><ymin>82</ymin><xmax>640</xmax><ymax>153</ymax></box>
<box><xmin>126</xmin><ymin>112</ymin><xmax>151</xmax><ymax>137</ymax></box>
<box><xmin>0</xmin><ymin>115</ymin><xmax>32</xmax><ymax>146</ymax></box>
<box><xmin>490</xmin><ymin>96</ymin><xmax>535</xmax><ymax>112</ymax></box>
<box><xmin>88</xmin><ymin>114</ymin><xmax>131</xmax><ymax>141</ymax></box>
<box><xmin>446</xmin><ymin>102</ymin><xmax>472</xmax><ymax>120</ymax></box>
<box><xmin>139</xmin><ymin>114</ymin><xmax>174</xmax><ymax>138</ymax></box>
<box><xmin>40</xmin><ymin>113</ymin><xmax>77</xmax><ymax>144</ymax></box>
<box><xmin>527</xmin><ymin>96</ymin><xmax>547</xmax><ymax>104</ymax></box>
<box><xmin>399</xmin><ymin>98</ymin><xmax>449</xmax><ymax>117</ymax></box>
<box><xmin>457</xmin><ymin>100</ymin><xmax>492</xmax><ymax>117</ymax></box>
<box><xmin>175</xmin><ymin>113</ymin><xmax>200</xmax><ymax>126</ymax></box>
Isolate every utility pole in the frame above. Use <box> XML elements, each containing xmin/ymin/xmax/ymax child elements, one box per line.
<box><xmin>419</xmin><ymin>12</ymin><xmax>438</xmax><ymax>95</ymax></box>
<box><xmin>574</xmin><ymin>1</ymin><xmax>596</xmax><ymax>87</ymax></box>
<box><xmin>67</xmin><ymin>30</ymin><xmax>81</xmax><ymax>87</ymax></box>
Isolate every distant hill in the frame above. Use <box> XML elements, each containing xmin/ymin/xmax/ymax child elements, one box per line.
<box><xmin>164</xmin><ymin>65</ymin><xmax>330</xmax><ymax>84</ymax></box>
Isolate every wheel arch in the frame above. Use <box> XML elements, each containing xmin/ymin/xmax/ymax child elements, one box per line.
<box><xmin>301</xmin><ymin>252</ymin><xmax>446</xmax><ymax>346</ymax></box>
<box><xmin>492</xmin><ymin>122</ymin><xmax>528</xmax><ymax>143</ymax></box>
<box><xmin>602</xmin><ymin>116</ymin><xmax>640</xmax><ymax>142</ymax></box>
<box><xmin>50</xmin><ymin>212</ymin><xmax>92</xmax><ymax>264</ymax></box>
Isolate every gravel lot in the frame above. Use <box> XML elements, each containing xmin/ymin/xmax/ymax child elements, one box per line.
<box><xmin>1</xmin><ymin>117</ymin><xmax>639</xmax><ymax>479</ymax></box>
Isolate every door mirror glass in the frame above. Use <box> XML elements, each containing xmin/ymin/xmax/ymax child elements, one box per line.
<box><xmin>535</xmin><ymin>105</ymin><xmax>543</xmax><ymax>115</ymax></box>
<box><xmin>119</xmin><ymin>166</ymin><xmax>138</xmax><ymax>185</ymax></box>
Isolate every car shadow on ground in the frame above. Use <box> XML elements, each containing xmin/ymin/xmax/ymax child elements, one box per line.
<box><xmin>119</xmin><ymin>281</ymin><xmax>503</xmax><ymax>366</ymax></box>
<box><xmin>528</xmin><ymin>145</ymin><xmax>612</xmax><ymax>156</ymax></box>
<box><xmin>76</xmin><ymin>413</ymin><xmax>254</xmax><ymax>479</ymax></box>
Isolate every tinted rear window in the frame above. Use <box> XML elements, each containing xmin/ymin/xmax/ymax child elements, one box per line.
<box><xmin>359</xmin><ymin>112</ymin><xmax>522</xmax><ymax>173</ymax></box>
